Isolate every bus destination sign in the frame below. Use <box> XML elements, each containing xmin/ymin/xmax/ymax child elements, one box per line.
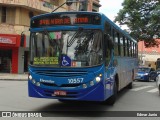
<box><xmin>31</xmin><ymin>13</ymin><xmax>101</xmax><ymax>27</ymax></box>
<box><xmin>39</xmin><ymin>17</ymin><xmax>89</xmax><ymax>26</ymax></box>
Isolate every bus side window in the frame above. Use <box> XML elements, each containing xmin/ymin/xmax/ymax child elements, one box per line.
<box><xmin>135</xmin><ymin>44</ymin><xmax>138</xmax><ymax>57</ymax></box>
<box><xmin>105</xmin><ymin>22</ymin><xmax>111</xmax><ymax>35</ymax></box>
<box><xmin>117</xmin><ymin>33</ymin><xmax>121</xmax><ymax>56</ymax></box>
<box><xmin>125</xmin><ymin>38</ymin><xmax>128</xmax><ymax>56</ymax></box>
<box><xmin>127</xmin><ymin>39</ymin><xmax>130</xmax><ymax>57</ymax></box>
<box><xmin>123</xmin><ymin>36</ymin><xmax>126</xmax><ymax>56</ymax></box>
<box><xmin>114</xmin><ymin>31</ymin><xmax>119</xmax><ymax>56</ymax></box>
<box><xmin>129</xmin><ymin>41</ymin><xmax>132</xmax><ymax>57</ymax></box>
<box><xmin>104</xmin><ymin>22</ymin><xmax>114</xmax><ymax>67</ymax></box>
<box><xmin>120</xmin><ymin>35</ymin><xmax>124</xmax><ymax>56</ymax></box>
<box><xmin>104</xmin><ymin>34</ymin><xmax>111</xmax><ymax>66</ymax></box>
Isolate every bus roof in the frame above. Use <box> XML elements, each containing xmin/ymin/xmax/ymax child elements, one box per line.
<box><xmin>99</xmin><ymin>13</ymin><xmax>137</xmax><ymax>43</ymax></box>
<box><xmin>31</xmin><ymin>11</ymin><xmax>136</xmax><ymax>43</ymax></box>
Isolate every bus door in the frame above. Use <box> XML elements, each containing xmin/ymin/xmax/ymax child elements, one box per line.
<box><xmin>104</xmin><ymin>33</ymin><xmax>115</xmax><ymax>97</ymax></box>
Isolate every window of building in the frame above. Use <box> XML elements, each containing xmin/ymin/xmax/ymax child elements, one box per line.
<box><xmin>1</xmin><ymin>7</ymin><xmax>6</xmax><ymax>23</ymax></box>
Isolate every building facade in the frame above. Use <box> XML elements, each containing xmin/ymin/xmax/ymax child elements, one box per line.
<box><xmin>138</xmin><ymin>40</ymin><xmax>160</xmax><ymax>69</ymax></box>
<box><xmin>0</xmin><ymin>0</ymin><xmax>101</xmax><ymax>73</ymax></box>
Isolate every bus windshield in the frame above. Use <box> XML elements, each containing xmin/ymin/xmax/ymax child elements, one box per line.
<box><xmin>30</xmin><ymin>29</ymin><xmax>103</xmax><ymax>67</ymax></box>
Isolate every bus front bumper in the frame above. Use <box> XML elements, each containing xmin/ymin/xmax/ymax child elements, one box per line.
<box><xmin>28</xmin><ymin>80</ymin><xmax>105</xmax><ymax>101</ymax></box>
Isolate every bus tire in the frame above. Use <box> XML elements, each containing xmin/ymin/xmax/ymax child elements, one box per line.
<box><xmin>105</xmin><ymin>82</ymin><xmax>117</xmax><ymax>105</ymax></box>
<box><xmin>127</xmin><ymin>82</ymin><xmax>133</xmax><ymax>89</ymax></box>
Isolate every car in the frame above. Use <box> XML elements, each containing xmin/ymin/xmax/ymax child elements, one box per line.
<box><xmin>135</xmin><ymin>66</ymin><xmax>157</xmax><ymax>82</ymax></box>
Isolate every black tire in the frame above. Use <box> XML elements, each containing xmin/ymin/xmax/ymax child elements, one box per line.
<box><xmin>127</xmin><ymin>82</ymin><xmax>133</xmax><ymax>89</ymax></box>
<box><xmin>104</xmin><ymin>82</ymin><xmax>117</xmax><ymax>105</ymax></box>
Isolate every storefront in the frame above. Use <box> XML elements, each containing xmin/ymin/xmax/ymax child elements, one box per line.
<box><xmin>0</xmin><ymin>34</ymin><xmax>26</xmax><ymax>73</ymax></box>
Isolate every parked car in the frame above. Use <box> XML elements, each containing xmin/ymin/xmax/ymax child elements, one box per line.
<box><xmin>135</xmin><ymin>66</ymin><xmax>157</xmax><ymax>82</ymax></box>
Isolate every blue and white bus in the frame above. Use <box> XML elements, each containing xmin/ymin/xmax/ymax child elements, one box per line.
<box><xmin>28</xmin><ymin>11</ymin><xmax>138</xmax><ymax>105</ymax></box>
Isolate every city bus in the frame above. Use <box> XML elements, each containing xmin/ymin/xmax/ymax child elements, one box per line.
<box><xmin>28</xmin><ymin>11</ymin><xmax>138</xmax><ymax>105</ymax></box>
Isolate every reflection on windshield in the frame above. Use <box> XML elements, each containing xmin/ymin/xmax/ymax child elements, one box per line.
<box><xmin>30</xmin><ymin>30</ymin><xmax>103</xmax><ymax>67</ymax></box>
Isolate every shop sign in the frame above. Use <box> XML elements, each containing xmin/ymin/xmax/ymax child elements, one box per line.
<box><xmin>0</xmin><ymin>36</ymin><xmax>16</xmax><ymax>44</ymax></box>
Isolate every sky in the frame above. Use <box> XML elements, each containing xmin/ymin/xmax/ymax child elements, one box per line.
<box><xmin>99</xmin><ymin>0</ymin><xmax>124</xmax><ymax>21</ymax></box>
<box><xmin>99</xmin><ymin>0</ymin><xmax>128</xmax><ymax>30</ymax></box>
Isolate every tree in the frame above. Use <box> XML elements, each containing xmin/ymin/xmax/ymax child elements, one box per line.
<box><xmin>114</xmin><ymin>0</ymin><xmax>160</xmax><ymax>47</ymax></box>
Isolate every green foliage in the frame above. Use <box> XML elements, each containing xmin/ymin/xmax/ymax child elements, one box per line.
<box><xmin>115</xmin><ymin>0</ymin><xmax>160</xmax><ymax>47</ymax></box>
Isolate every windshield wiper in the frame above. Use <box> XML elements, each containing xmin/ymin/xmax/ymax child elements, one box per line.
<box><xmin>67</xmin><ymin>27</ymin><xmax>83</xmax><ymax>47</ymax></box>
<box><xmin>43</xmin><ymin>28</ymin><xmax>61</xmax><ymax>52</ymax></box>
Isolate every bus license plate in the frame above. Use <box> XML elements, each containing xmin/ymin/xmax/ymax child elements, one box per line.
<box><xmin>54</xmin><ymin>90</ymin><xmax>66</xmax><ymax>96</ymax></box>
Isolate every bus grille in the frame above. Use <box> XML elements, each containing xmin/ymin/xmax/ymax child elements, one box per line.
<box><xmin>33</xmin><ymin>70</ymin><xmax>87</xmax><ymax>77</ymax></box>
<box><xmin>41</xmin><ymin>82</ymin><xmax>81</xmax><ymax>87</ymax></box>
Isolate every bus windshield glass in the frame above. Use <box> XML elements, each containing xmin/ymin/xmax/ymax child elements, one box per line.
<box><xmin>30</xmin><ymin>29</ymin><xmax>103</xmax><ymax>67</ymax></box>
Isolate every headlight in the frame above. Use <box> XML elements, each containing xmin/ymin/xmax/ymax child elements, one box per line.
<box><xmin>90</xmin><ymin>81</ymin><xmax>94</xmax><ymax>86</ymax></box>
<box><xmin>32</xmin><ymin>79</ymin><xmax>36</xmax><ymax>84</ymax></box>
<box><xmin>36</xmin><ymin>82</ymin><xmax>41</xmax><ymax>86</ymax></box>
<box><xmin>95</xmin><ymin>77</ymin><xmax>101</xmax><ymax>82</ymax></box>
<box><xmin>81</xmin><ymin>74</ymin><xmax>102</xmax><ymax>89</ymax></box>
<box><xmin>29</xmin><ymin>75</ymin><xmax>32</xmax><ymax>80</ymax></box>
<box><xmin>144</xmin><ymin>73</ymin><xmax>149</xmax><ymax>75</ymax></box>
<box><xmin>82</xmin><ymin>84</ymin><xmax>87</xmax><ymax>88</ymax></box>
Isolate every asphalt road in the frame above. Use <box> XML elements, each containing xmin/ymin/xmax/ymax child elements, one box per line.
<box><xmin>0</xmin><ymin>80</ymin><xmax>160</xmax><ymax>120</ymax></box>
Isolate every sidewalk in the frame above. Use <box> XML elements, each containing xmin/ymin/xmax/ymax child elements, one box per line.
<box><xmin>0</xmin><ymin>73</ymin><xmax>28</xmax><ymax>81</ymax></box>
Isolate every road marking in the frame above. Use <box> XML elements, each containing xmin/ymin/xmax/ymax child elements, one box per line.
<box><xmin>131</xmin><ymin>86</ymin><xmax>154</xmax><ymax>91</ymax></box>
<box><xmin>147</xmin><ymin>88</ymin><xmax>159</xmax><ymax>93</ymax></box>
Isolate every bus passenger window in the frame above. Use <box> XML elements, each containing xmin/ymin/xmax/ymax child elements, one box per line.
<box><xmin>114</xmin><ymin>31</ymin><xmax>119</xmax><ymax>56</ymax></box>
<box><xmin>120</xmin><ymin>35</ymin><xmax>124</xmax><ymax>56</ymax></box>
<box><xmin>104</xmin><ymin>34</ymin><xmax>113</xmax><ymax>67</ymax></box>
<box><xmin>135</xmin><ymin>44</ymin><xmax>138</xmax><ymax>57</ymax></box>
<box><xmin>117</xmin><ymin>33</ymin><xmax>121</xmax><ymax>56</ymax></box>
<box><xmin>105</xmin><ymin>22</ymin><xmax>111</xmax><ymax>35</ymax></box>
<box><xmin>129</xmin><ymin>41</ymin><xmax>131</xmax><ymax>57</ymax></box>
<box><xmin>125</xmin><ymin>38</ymin><xmax>128</xmax><ymax>56</ymax></box>
<box><xmin>123</xmin><ymin>36</ymin><xmax>126</xmax><ymax>56</ymax></box>
<box><xmin>127</xmin><ymin>39</ymin><xmax>130</xmax><ymax>57</ymax></box>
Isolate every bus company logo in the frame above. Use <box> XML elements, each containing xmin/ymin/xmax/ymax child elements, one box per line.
<box><xmin>1</xmin><ymin>112</ymin><xmax>42</xmax><ymax>118</ymax></box>
<box><xmin>40</xmin><ymin>78</ymin><xmax>55</xmax><ymax>84</ymax></box>
<box><xmin>2</xmin><ymin>112</ymin><xmax>11</xmax><ymax>117</ymax></box>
